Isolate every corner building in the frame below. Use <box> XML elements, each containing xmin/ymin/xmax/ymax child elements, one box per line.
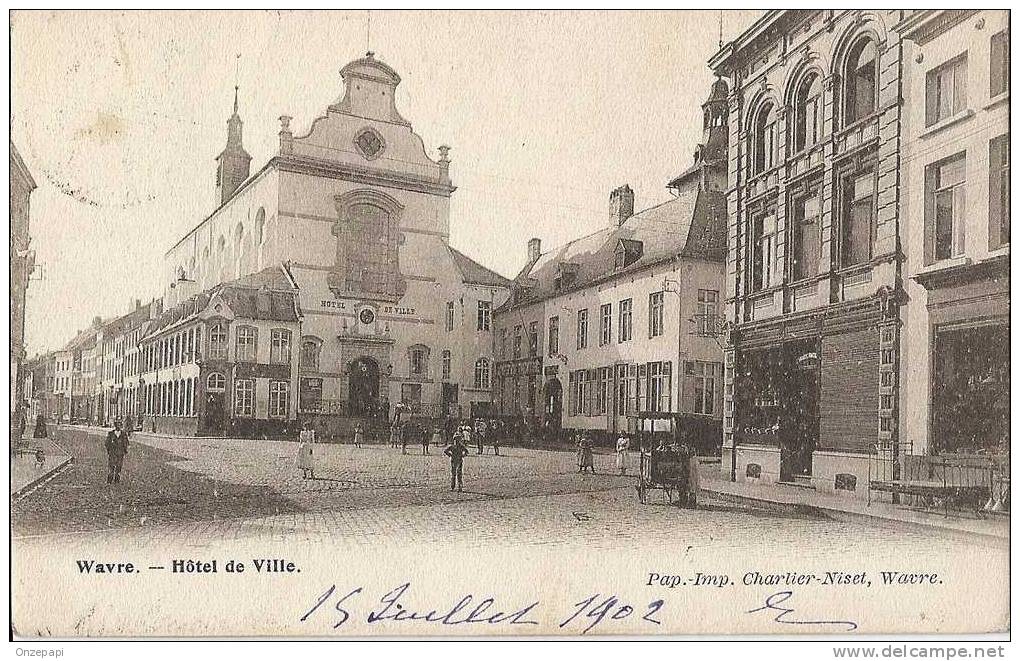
<box><xmin>163</xmin><ymin>54</ymin><xmax>508</xmax><ymax>437</ymax></box>
<box><xmin>711</xmin><ymin>11</ymin><xmax>906</xmax><ymax>495</ymax></box>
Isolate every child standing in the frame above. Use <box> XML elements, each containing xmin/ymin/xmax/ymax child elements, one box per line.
<box><xmin>298</xmin><ymin>424</ymin><xmax>315</xmax><ymax>480</ymax></box>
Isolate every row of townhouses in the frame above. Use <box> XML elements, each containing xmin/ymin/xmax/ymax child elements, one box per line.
<box><xmin>20</xmin><ymin>10</ymin><xmax>1008</xmax><ymax>502</ymax></box>
<box><xmin>493</xmin><ymin>9</ymin><xmax>1009</xmax><ymax>497</ymax></box>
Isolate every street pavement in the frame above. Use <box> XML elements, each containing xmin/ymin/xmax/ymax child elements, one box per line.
<box><xmin>11</xmin><ymin>427</ymin><xmax>1007</xmax><ymax>559</ymax></box>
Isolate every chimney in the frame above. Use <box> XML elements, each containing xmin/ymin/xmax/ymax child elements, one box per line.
<box><xmin>92</xmin><ymin>316</ymin><xmax>102</xmax><ymax>328</ymax></box>
<box><xmin>527</xmin><ymin>237</ymin><xmax>541</xmax><ymax>263</ymax></box>
<box><xmin>610</xmin><ymin>185</ymin><xmax>635</xmax><ymax>226</ymax></box>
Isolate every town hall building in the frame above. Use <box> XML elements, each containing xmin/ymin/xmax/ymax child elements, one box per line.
<box><xmin>160</xmin><ymin>53</ymin><xmax>509</xmax><ymax>437</ymax></box>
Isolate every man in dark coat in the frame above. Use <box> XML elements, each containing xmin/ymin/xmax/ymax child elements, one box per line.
<box><xmin>105</xmin><ymin>419</ymin><xmax>130</xmax><ymax>484</ymax></box>
<box><xmin>444</xmin><ymin>435</ymin><xmax>470</xmax><ymax>492</ymax></box>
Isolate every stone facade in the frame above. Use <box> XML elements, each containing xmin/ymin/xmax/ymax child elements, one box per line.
<box><xmin>711</xmin><ymin>10</ymin><xmax>906</xmax><ymax>496</ymax></box>
<box><xmin>10</xmin><ymin>142</ymin><xmax>36</xmax><ymax>440</ymax></box>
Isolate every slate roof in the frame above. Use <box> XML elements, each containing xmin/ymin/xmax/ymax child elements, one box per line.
<box><xmin>142</xmin><ymin>264</ymin><xmax>300</xmax><ymax>340</ymax></box>
<box><xmin>447</xmin><ymin>246</ymin><xmax>511</xmax><ymax>288</ymax></box>
<box><xmin>505</xmin><ymin>187</ymin><xmax>726</xmax><ymax>308</ymax></box>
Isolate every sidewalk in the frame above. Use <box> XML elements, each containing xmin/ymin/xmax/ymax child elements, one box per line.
<box><xmin>11</xmin><ymin>437</ymin><xmax>73</xmax><ymax>498</ymax></box>
<box><xmin>700</xmin><ymin>475</ymin><xmax>1009</xmax><ymax>543</ymax></box>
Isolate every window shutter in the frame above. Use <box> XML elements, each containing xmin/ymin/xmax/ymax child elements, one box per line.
<box><xmin>713</xmin><ymin>362</ymin><xmax>724</xmax><ymax>418</ymax></box>
<box><xmin>924</xmin><ymin>164</ymin><xmax>937</xmax><ymax>264</ymax></box>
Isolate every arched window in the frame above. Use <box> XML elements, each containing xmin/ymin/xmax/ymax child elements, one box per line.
<box><xmin>206</xmin><ymin>372</ymin><xmax>226</xmax><ymax>391</ymax></box>
<box><xmin>300</xmin><ymin>336</ymin><xmax>322</xmax><ymax>371</ymax></box>
<box><xmin>753</xmin><ymin>102</ymin><xmax>778</xmax><ymax>174</ymax></box>
<box><xmin>209</xmin><ymin>322</ymin><xmax>228</xmax><ymax>360</ymax></box>
<box><xmin>844</xmin><ymin>39</ymin><xmax>877</xmax><ymax>125</ymax></box>
<box><xmin>793</xmin><ymin>73</ymin><xmax>823</xmax><ymax>152</ymax></box>
<box><xmin>255</xmin><ymin>207</ymin><xmax>266</xmax><ymax>246</ymax></box>
<box><xmin>474</xmin><ymin>358</ymin><xmax>491</xmax><ymax>390</ymax></box>
<box><xmin>408</xmin><ymin>344</ymin><xmax>430</xmax><ymax>377</ymax></box>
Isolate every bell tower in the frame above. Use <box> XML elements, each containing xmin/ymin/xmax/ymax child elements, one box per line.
<box><xmin>215</xmin><ymin>86</ymin><xmax>252</xmax><ymax>206</ymax></box>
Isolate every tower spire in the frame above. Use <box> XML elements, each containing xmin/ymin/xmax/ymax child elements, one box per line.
<box><xmin>216</xmin><ymin>53</ymin><xmax>251</xmax><ymax>206</ymax></box>
<box><xmin>718</xmin><ymin>11</ymin><xmax>723</xmax><ymax>49</ymax></box>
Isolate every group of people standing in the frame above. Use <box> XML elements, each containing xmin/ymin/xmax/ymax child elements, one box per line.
<box><xmin>575</xmin><ymin>432</ymin><xmax>634</xmax><ymax>476</ymax></box>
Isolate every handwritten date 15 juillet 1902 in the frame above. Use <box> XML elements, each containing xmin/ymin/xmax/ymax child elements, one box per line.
<box><xmin>299</xmin><ymin>583</ymin><xmax>860</xmax><ymax>633</ymax></box>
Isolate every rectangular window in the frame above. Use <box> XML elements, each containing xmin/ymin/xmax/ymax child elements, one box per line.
<box><xmin>990</xmin><ymin>134</ymin><xmax>1010</xmax><ymax>249</ymax></box>
<box><xmin>696</xmin><ymin>290</ymin><xmax>719</xmax><ymax>336</ymax></box>
<box><xmin>476</xmin><ymin>301</ymin><xmax>491</xmax><ymax>331</ymax></box>
<box><xmin>751</xmin><ymin>212</ymin><xmax>776</xmax><ymax>290</ymax></box>
<box><xmin>646</xmin><ymin>362</ymin><xmax>672</xmax><ymax>413</ymax></box>
<box><xmin>926</xmin><ymin>153</ymin><xmax>967</xmax><ymax>262</ymax></box>
<box><xmin>410</xmin><ymin>348</ymin><xmax>427</xmax><ymax>376</ymax></box>
<box><xmin>442</xmin><ymin>351</ymin><xmax>451</xmax><ymax>380</ymax></box>
<box><xmin>209</xmin><ymin>324</ymin><xmax>228</xmax><ymax>360</ymax></box>
<box><xmin>576</xmin><ymin>308</ymin><xmax>588</xmax><ymax>350</ymax></box>
<box><xmin>235</xmin><ymin>327</ymin><xmax>257</xmax><ymax>362</ymax></box>
<box><xmin>269</xmin><ymin>380</ymin><xmax>289</xmax><ymax>418</ymax></box>
<box><xmin>234</xmin><ymin>378</ymin><xmax>255</xmax><ymax>417</ymax></box>
<box><xmin>990</xmin><ymin>30</ymin><xmax>1009</xmax><ymax>98</ymax></box>
<box><xmin>528</xmin><ymin>321</ymin><xmax>538</xmax><ymax>356</ymax></box>
<box><xmin>618</xmin><ymin>299</ymin><xmax>633</xmax><ymax>343</ymax></box>
<box><xmin>270</xmin><ymin>329</ymin><xmax>291</xmax><ymax>365</ymax></box>
<box><xmin>648</xmin><ymin>292</ymin><xmax>664</xmax><ymax>338</ymax></box>
<box><xmin>926</xmin><ymin>54</ymin><xmax>968</xmax><ymax>127</ymax></box>
<box><xmin>842</xmin><ymin>169</ymin><xmax>876</xmax><ymax>266</ymax></box>
<box><xmin>513</xmin><ymin>326</ymin><xmax>522</xmax><ymax>359</ymax></box>
<box><xmin>446</xmin><ymin>301</ymin><xmax>455</xmax><ymax>331</ymax></box>
<box><xmin>689</xmin><ymin>361</ymin><xmax>720</xmax><ymax>415</ymax></box>
<box><xmin>548</xmin><ymin>316</ymin><xmax>559</xmax><ymax>356</ymax></box>
<box><xmin>599</xmin><ymin>303</ymin><xmax>612</xmax><ymax>345</ymax></box>
<box><xmin>792</xmin><ymin>192</ymin><xmax>821</xmax><ymax>281</ymax></box>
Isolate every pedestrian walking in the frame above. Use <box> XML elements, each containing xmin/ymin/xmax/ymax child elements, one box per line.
<box><xmin>577</xmin><ymin>433</ymin><xmax>595</xmax><ymax>474</ymax></box>
<box><xmin>298</xmin><ymin>423</ymin><xmax>315</xmax><ymax>480</ymax></box>
<box><xmin>33</xmin><ymin>414</ymin><xmax>48</xmax><ymax>439</ymax></box>
<box><xmin>389</xmin><ymin>423</ymin><xmax>401</xmax><ymax>449</ymax></box>
<box><xmin>105</xmin><ymin>419</ymin><xmax>130</xmax><ymax>485</ymax></box>
<box><xmin>425</xmin><ymin>426</ymin><xmax>441</xmax><ymax>455</ymax></box>
<box><xmin>353</xmin><ymin>423</ymin><xmax>364</xmax><ymax>448</ymax></box>
<box><xmin>615</xmin><ymin>433</ymin><xmax>630</xmax><ymax>476</ymax></box>
<box><xmin>444</xmin><ymin>435</ymin><xmax>470</xmax><ymax>492</ymax></box>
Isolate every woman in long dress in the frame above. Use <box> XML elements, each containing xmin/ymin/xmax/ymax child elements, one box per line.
<box><xmin>615</xmin><ymin>434</ymin><xmax>630</xmax><ymax>475</ymax></box>
<box><xmin>297</xmin><ymin>424</ymin><xmax>315</xmax><ymax>479</ymax></box>
<box><xmin>577</xmin><ymin>434</ymin><xmax>595</xmax><ymax>474</ymax></box>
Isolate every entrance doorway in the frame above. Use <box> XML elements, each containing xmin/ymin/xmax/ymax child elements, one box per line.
<box><xmin>203</xmin><ymin>392</ymin><xmax>225</xmax><ymax>435</ymax></box>
<box><xmin>348</xmin><ymin>356</ymin><xmax>381</xmax><ymax>417</ymax></box>
<box><xmin>543</xmin><ymin>378</ymin><xmax>563</xmax><ymax>438</ymax></box>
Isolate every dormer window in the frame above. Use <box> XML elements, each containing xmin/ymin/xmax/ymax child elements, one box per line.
<box><xmin>614</xmin><ymin>239</ymin><xmax>643</xmax><ymax>269</ymax></box>
<box><xmin>555</xmin><ymin>263</ymin><xmax>579</xmax><ymax>290</ymax></box>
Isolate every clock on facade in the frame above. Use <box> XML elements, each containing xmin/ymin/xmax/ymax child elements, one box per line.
<box><xmin>359</xmin><ymin>308</ymin><xmax>376</xmax><ymax>325</ymax></box>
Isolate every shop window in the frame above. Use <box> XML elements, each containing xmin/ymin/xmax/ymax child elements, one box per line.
<box><xmin>925</xmin><ymin>153</ymin><xmax>967</xmax><ymax>263</ymax></box>
<box><xmin>926</xmin><ymin>53</ymin><xmax>968</xmax><ymax>127</ymax></box>
<box><xmin>990</xmin><ymin>30</ymin><xmax>1009</xmax><ymax>98</ymax></box>
<box><xmin>844</xmin><ymin>39</ymin><xmax>877</xmax><ymax>125</ymax></box>
<box><xmin>989</xmin><ymin>134</ymin><xmax>1010</xmax><ymax>249</ymax></box>
<box><xmin>834</xmin><ymin>473</ymin><xmax>857</xmax><ymax>492</ymax></box>
<box><xmin>794</xmin><ymin>73</ymin><xmax>823</xmax><ymax>152</ymax></box>
<box><xmin>687</xmin><ymin>361</ymin><xmax>720</xmax><ymax>415</ymax></box>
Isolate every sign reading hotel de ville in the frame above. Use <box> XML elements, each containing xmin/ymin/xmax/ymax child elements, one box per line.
<box><xmin>9</xmin><ymin>9</ymin><xmax>1010</xmax><ymax>650</ymax></box>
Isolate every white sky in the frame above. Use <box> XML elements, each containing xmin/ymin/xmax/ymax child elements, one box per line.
<box><xmin>12</xmin><ymin>10</ymin><xmax>761</xmax><ymax>356</ymax></box>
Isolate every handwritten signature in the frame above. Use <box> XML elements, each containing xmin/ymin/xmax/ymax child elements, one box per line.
<box><xmin>747</xmin><ymin>590</ymin><xmax>858</xmax><ymax>631</ymax></box>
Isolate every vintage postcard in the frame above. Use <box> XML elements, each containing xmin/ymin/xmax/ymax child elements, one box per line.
<box><xmin>9</xmin><ymin>10</ymin><xmax>1010</xmax><ymax>641</ymax></box>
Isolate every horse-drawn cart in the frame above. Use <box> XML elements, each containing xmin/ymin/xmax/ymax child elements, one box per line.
<box><xmin>630</xmin><ymin>412</ymin><xmax>699</xmax><ymax>507</ymax></box>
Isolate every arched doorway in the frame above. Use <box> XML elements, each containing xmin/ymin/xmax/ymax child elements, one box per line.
<box><xmin>543</xmin><ymin>378</ymin><xmax>563</xmax><ymax>439</ymax></box>
<box><xmin>348</xmin><ymin>356</ymin><xmax>381</xmax><ymax>417</ymax></box>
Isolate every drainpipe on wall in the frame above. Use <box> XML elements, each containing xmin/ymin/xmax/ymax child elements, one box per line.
<box><xmin>891</xmin><ymin>16</ymin><xmax>906</xmax><ymax>503</ymax></box>
<box><xmin>730</xmin><ymin>75</ymin><xmax>744</xmax><ymax>484</ymax></box>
